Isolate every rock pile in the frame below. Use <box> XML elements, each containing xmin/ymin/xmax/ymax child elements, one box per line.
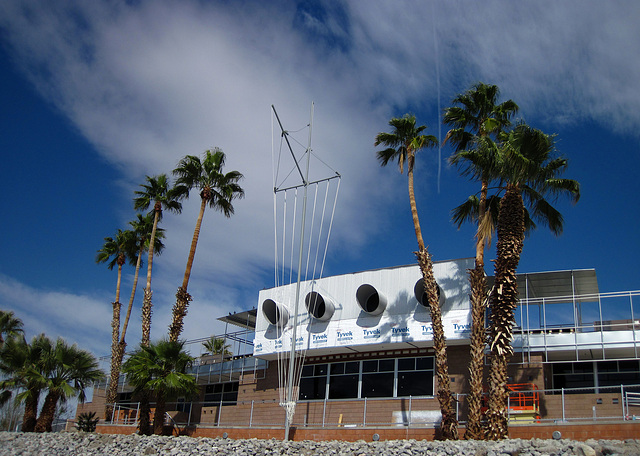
<box><xmin>2</xmin><ymin>431</ymin><xmax>639</xmax><ymax>455</ymax></box>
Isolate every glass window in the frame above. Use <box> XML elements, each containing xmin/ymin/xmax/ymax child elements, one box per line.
<box><xmin>362</xmin><ymin>372</ymin><xmax>394</xmax><ymax>397</ymax></box>
<box><xmin>314</xmin><ymin>364</ymin><xmax>328</xmax><ymax>376</ymax></box>
<box><xmin>204</xmin><ymin>382</ymin><xmax>238</xmax><ymax>406</ymax></box>
<box><xmin>345</xmin><ymin>361</ymin><xmax>359</xmax><ymax>374</ymax></box>
<box><xmin>363</xmin><ymin>360</ymin><xmax>378</xmax><ymax>373</ymax></box>
<box><xmin>299</xmin><ymin>376</ymin><xmax>326</xmax><ymax>400</ymax></box>
<box><xmin>329</xmin><ymin>374</ymin><xmax>359</xmax><ymax>399</ymax></box>
<box><xmin>397</xmin><ymin>371</ymin><xmax>433</xmax><ymax>397</ymax></box>
<box><xmin>398</xmin><ymin>358</ymin><xmax>415</xmax><ymax>371</ymax></box>
<box><xmin>379</xmin><ymin>359</ymin><xmax>395</xmax><ymax>372</ymax></box>
<box><xmin>330</xmin><ymin>363</ymin><xmax>344</xmax><ymax>375</ymax></box>
<box><xmin>416</xmin><ymin>357</ymin><xmax>433</xmax><ymax>370</ymax></box>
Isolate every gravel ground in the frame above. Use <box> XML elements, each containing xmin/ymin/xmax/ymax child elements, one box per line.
<box><xmin>2</xmin><ymin>431</ymin><xmax>639</xmax><ymax>456</ymax></box>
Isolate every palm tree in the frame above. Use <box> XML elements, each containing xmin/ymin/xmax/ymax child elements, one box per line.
<box><xmin>0</xmin><ymin>335</ymin><xmax>53</xmax><ymax>432</ymax></box>
<box><xmin>97</xmin><ymin>229</ymin><xmax>136</xmax><ymax>420</ymax></box>
<box><xmin>0</xmin><ymin>310</ymin><xmax>24</xmax><ymax>345</ymax></box>
<box><xmin>202</xmin><ymin>336</ymin><xmax>231</xmax><ymax>356</ymax></box>
<box><xmin>444</xmin><ymin>82</ymin><xmax>518</xmax><ymax>439</ymax></box>
<box><xmin>485</xmin><ymin>124</ymin><xmax>579</xmax><ymax>439</ymax></box>
<box><xmin>34</xmin><ymin>338</ymin><xmax>103</xmax><ymax>432</ymax></box>
<box><xmin>375</xmin><ymin>114</ymin><xmax>458</xmax><ymax>440</ymax></box>
<box><xmin>134</xmin><ymin>175</ymin><xmax>182</xmax><ymax>346</ymax></box>
<box><xmin>103</xmin><ymin>215</ymin><xmax>165</xmax><ymax>422</ymax></box>
<box><xmin>168</xmin><ymin>149</ymin><xmax>244</xmax><ymax>342</ymax></box>
<box><xmin>122</xmin><ymin>340</ymin><xmax>198</xmax><ymax>435</ymax></box>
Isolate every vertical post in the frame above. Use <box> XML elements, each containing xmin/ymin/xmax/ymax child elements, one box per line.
<box><xmin>111</xmin><ymin>402</ymin><xmax>116</xmax><ymax>424</ymax></box>
<box><xmin>363</xmin><ymin>397</ymin><xmax>367</xmax><ymax>427</ymax></box>
<box><xmin>561</xmin><ymin>388</ymin><xmax>565</xmax><ymax>422</ymax></box>
<box><xmin>408</xmin><ymin>396</ymin><xmax>413</xmax><ymax>426</ymax></box>
<box><xmin>621</xmin><ymin>385</ymin><xmax>626</xmax><ymax>420</ymax></box>
<box><xmin>283</xmin><ymin>102</ymin><xmax>314</xmax><ymax>441</ymax></box>
<box><xmin>135</xmin><ymin>402</ymin><xmax>140</xmax><ymax>426</ymax></box>
<box><xmin>217</xmin><ymin>398</ymin><xmax>222</xmax><ymax>427</ymax></box>
<box><xmin>250</xmin><ymin>400</ymin><xmax>254</xmax><ymax>427</ymax></box>
<box><xmin>322</xmin><ymin>396</ymin><xmax>327</xmax><ymax>427</ymax></box>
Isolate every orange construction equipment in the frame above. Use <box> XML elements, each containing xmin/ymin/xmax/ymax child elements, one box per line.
<box><xmin>506</xmin><ymin>383</ymin><xmax>540</xmax><ymax>423</ymax></box>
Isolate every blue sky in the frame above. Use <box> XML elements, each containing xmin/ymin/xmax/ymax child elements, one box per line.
<box><xmin>0</xmin><ymin>0</ymin><xmax>639</xmax><ymax>359</ymax></box>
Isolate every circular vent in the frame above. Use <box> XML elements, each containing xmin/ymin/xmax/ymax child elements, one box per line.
<box><xmin>305</xmin><ymin>291</ymin><xmax>335</xmax><ymax>321</ymax></box>
<box><xmin>262</xmin><ymin>299</ymin><xmax>289</xmax><ymax>326</ymax></box>
<box><xmin>413</xmin><ymin>279</ymin><xmax>445</xmax><ymax>309</ymax></box>
<box><xmin>356</xmin><ymin>284</ymin><xmax>387</xmax><ymax>315</ymax></box>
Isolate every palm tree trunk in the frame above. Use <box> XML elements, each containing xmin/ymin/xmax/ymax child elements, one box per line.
<box><xmin>142</xmin><ymin>207</ymin><xmax>160</xmax><ymax>347</ymax></box>
<box><xmin>417</xmin><ymin>248</ymin><xmax>458</xmax><ymax>440</ymax></box>
<box><xmin>21</xmin><ymin>391</ymin><xmax>39</xmax><ymax>432</ymax></box>
<box><xmin>486</xmin><ymin>184</ymin><xmax>524</xmax><ymax>440</ymax></box>
<box><xmin>464</xmin><ymin>178</ymin><xmax>489</xmax><ymax>440</ymax></box>
<box><xmin>105</xmin><ymin>246</ymin><xmax>145</xmax><ymax>420</ymax></box>
<box><xmin>407</xmin><ymin>153</ymin><xmax>425</xmax><ymax>250</ymax></box>
<box><xmin>105</xmin><ymin>342</ymin><xmax>126</xmax><ymax>422</ymax></box>
<box><xmin>168</xmin><ymin>197</ymin><xmax>206</xmax><ymax>342</ymax></box>
<box><xmin>34</xmin><ymin>391</ymin><xmax>60</xmax><ymax>432</ymax></box>
<box><xmin>153</xmin><ymin>393</ymin><xmax>166</xmax><ymax>435</ymax></box>
<box><xmin>138</xmin><ymin>391</ymin><xmax>152</xmax><ymax>436</ymax></box>
<box><xmin>408</xmin><ymin>152</ymin><xmax>457</xmax><ymax>440</ymax></box>
<box><xmin>121</xmin><ymin>245</ymin><xmax>144</xmax><ymax>346</ymax></box>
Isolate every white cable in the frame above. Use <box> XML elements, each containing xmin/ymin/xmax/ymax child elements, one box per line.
<box><xmin>319</xmin><ymin>177</ymin><xmax>340</xmax><ymax>280</ymax></box>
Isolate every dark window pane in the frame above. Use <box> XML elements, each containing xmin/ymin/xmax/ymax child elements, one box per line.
<box><xmin>552</xmin><ymin>363</ymin><xmax>574</xmax><ymax>374</ymax></box>
<box><xmin>302</xmin><ymin>365</ymin><xmax>314</xmax><ymax>377</ymax></box>
<box><xmin>328</xmin><ymin>374</ymin><xmax>359</xmax><ymax>399</ymax></box>
<box><xmin>553</xmin><ymin>374</ymin><xmax>594</xmax><ymax>391</ymax></box>
<box><xmin>398</xmin><ymin>358</ymin><xmax>415</xmax><ymax>371</ymax></box>
<box><xmin>361</xmin><ymin>372</ymin><xmax>394</xmax><ymax>398</ymax></box>
<box><xmin>214</xmin><ymin>384</ymin><xmax>223</xmax><ymax>393</ymax></box>
<box><xmin>416</xmin><ymin>357</ymin><xmax>434</xmax><ymax>370</ymax></box>
<box><xmin>299</xmin><ymin>376</ymin><xmax>326</xmax><ymax>400</ymax></box>
<box><xmin>363</xmin><ymin>360</ymin><xmax>378</xmax><ymax>373</ymax></box>
<box><xmin>314</xmin><ymin>364</ymin><xmax>328</xmax><ymax>376</ymax></box>
<box><xmin>345</xmin><ymin>361</ymin><xmax>360</xmax><ymax>374</ymax></box>
<box><xmin>599</xmin><ymin>372</ymin><xmax>640</xmax><ymax>387</ymax></box>
<box><xmin>598</xmin><ymin>361</ymin><xmax>617</xmax><ymax>372</ymax></box>
<box><xmin>397</xmin><ymin>371</ymin><xmax>433</xmax><ymax>397</ymax></box>
<box><xmin>330</xmin><ymin>363</ymin><xmax>344</xmax><ymax>375</ymax></box>
<box><xmin>572</xmin><ymin>363</ymin><xmax>593</xmax><ymax>373</ymax></box>
<box><xmin>379</xmin><ymin>359</ymin><xmax>395</xmax><ymax>372</ymax></box>
<box><xmin>618</xmin><ymin>360</ymin><xmax>640</xmax><ymax>372</ymax></box>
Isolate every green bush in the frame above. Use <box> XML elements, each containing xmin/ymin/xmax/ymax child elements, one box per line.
<box><xmin>75</xmin><ymin>411</ymin><xmax>99</xmax><ymax>432</ymax></box>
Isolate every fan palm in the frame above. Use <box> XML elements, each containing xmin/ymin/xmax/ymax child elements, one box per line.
<box><xmin>0</xmin><ymin>335</ymin><xmax>53</xmax><ymax>432</ymax></box>
<box><xmin>33</xmin><ymin>339</ymin><xmax>103</xmax><ymax>432</ymax></box>
<box><xmin>445</xmin><ymin>82</ymin><xmax>518</xmax><ymax>439</ymax></box>
<box><xmin>168</xmin><ymin>149</ymin><xmax>244</xmax><ymax>342</ymax></box>
<box><xmin>104</xmin><ymin>215</ymin><xmax>165</xmax><ymax>422</ymax></box>
<box><xmin>122</xmin><ymin>339</ymin><xmax>197</xmax><ymax>435</ymax></box>
<box><xmin>202</xmin><ymin>336</ymin><xmax>231</xmax><ymax>356</ymax></box>
<box><xmin>375</xmin><ymin>114</ymin><xmax>458</xmax><ymax>440</ymax></box>
<box><xmin>0</xmin><ymin>310</ymin><xmax>23</xmax><ymax>346</ymax></box>
<box><xmin>134</xmin><ymin>174</ymin><xmax>182</xmax><ymax>346</ymax></box>
<box><xmin>485</xmin><ymin>124</ymin><xmax>579</xmax><ymax>439</ymax></box>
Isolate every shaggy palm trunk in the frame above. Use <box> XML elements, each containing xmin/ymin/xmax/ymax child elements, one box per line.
<box><xmin>34</xmin><ymin>391</ymin><xmax>60</xmax><ymax>432</ymax></box>
<box><xmin>169</xmin><ymin>194</ymin><xmax>207</xmax><ymax>342</ymax></box>
<box><xmin>138</xmin><ymin>391</ymin><xmax>152</xmax><ymax>436</ymax></box>
<box><xmin>464</xmin><ymin>265</ymin><xmax>487</xmax><ymax>439</ymax></box>
<box><xmin>105</xmin><ymin>342</ymin><xmax>125</xmax><ymax>421</ymax></box>
<box><xmin>142</xmin><ymin>205</ymin><xmax>161</xmax><ymax>347</ymax></box>
<box><xmin>107</xmin><ymin>247</ymin><xmax>144</xmax><ymax>420</ymax></box>
<box><xmin>21</xmin><ymin>392</ymin><xmax>39</xmax><ymax>432</ymax></box>
<box><xmin>153</xmin><ymin>393</ymin><xmax>167</xmax><ymax>435</ymax></box>
<box><xmin>417</xmin><ymin>248</ymin><xmax>458</xmax><ymax>440</ymax></box>
<box><xmin>464</xmin><ymin>179</ymin><xmax>489</xmax><ymax>440</ymax></box>
<box><xmin>486</xmin><ymin>185</ymin><xmax>524</xmax><ymax>440</ymax></box>
<box><xmin>408</xmin><ymin>153</ymin><xmax>457</xmax><ymax>440</ymax></box>
<box><xmin>106</xmin><ymin>300</ymin><xmax>122</xmax><ymax>421</ymax></box>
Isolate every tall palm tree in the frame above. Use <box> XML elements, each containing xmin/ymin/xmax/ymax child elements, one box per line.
<box><xmin>0</xmin><ymin>310</ymin><xmax>23</xmax><ymax>346</ymax></box>
<box><xmin>202</xmin><ymin>336</ymin><xmax>231</xmax><ymax>356</ymax></box>
<box><xmin>104</xmin><ymin>215</ymin><xmax>165</xmax><ymax>422</ymax></box>
<box><xmin>445</xmin><ymin>82</ymin><xmax>518</xmax><ymax>439</ymax></box>
<box><xmin>375</xmin><ymin>114</ymin><xmax>458</xmax><ymax>440</ymax></box>
<box><xmin>168</xmin><ymin>149</ymin><xmax>244</xmax><ymax>342</ymax></box>
<box><xmin>0</xmin><ymin>335</ymin><xmax>53</xmax><ymax>432</ymax></box>
<box><xmin>34</xmin><ymin>339</ymin><xmax>104</xmax><ymax>432</ymax></box>
<box><xmin>97</xmin><ymin>229</ymin><xmax>136</xmax><ymax>420</ymax></box>
<box><xmin>134</xmin><ymin>175</ymin><xmax>182</xmax><ymax>346</ymax></box>
<box><xmin>485</xmin><ymin>124</ymin><xmax>579</xmax><ymax>439</ymax></box>
<box><xmin>122</xmin><ymin>339</ymin><xmax>198</xmax><ymax>435</ymax></box>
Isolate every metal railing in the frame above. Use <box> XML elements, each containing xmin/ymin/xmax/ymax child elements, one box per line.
<box><xmin>105</xmin><ymin>383</ymin><xmax>640</xmax><ymax>429</ymax></box>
